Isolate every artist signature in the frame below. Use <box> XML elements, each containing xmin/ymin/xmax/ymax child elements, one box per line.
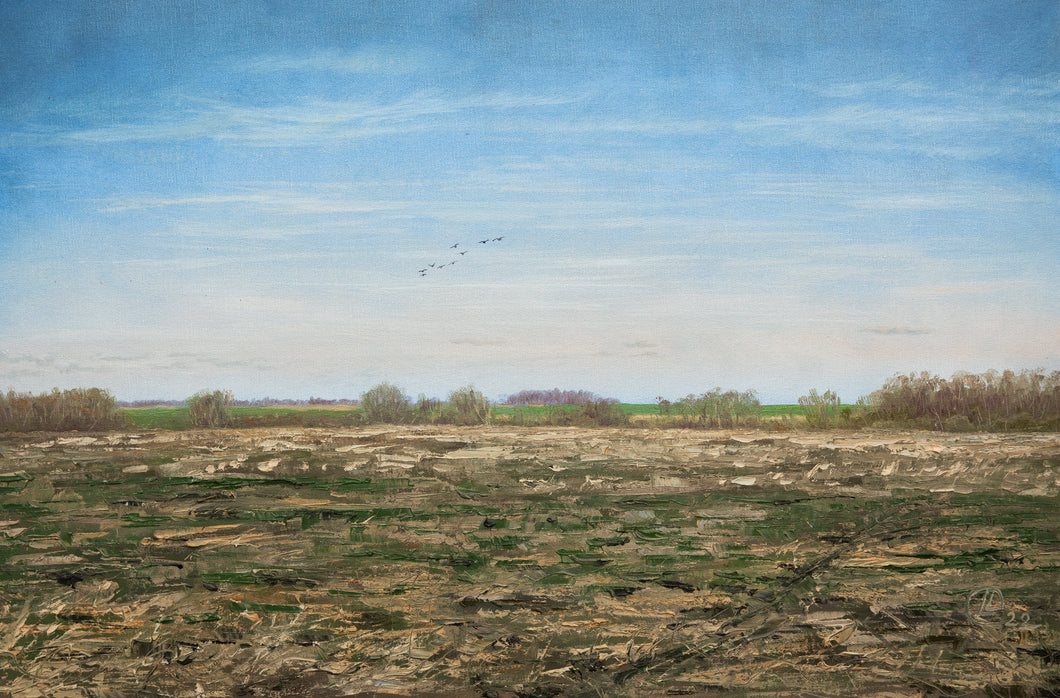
<box><xmin>966</xmin><ymin>587</ymin><xmax>1034</xmax><ymax>627</ymax></box>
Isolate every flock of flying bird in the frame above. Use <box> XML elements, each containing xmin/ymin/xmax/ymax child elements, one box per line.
<box><xmin>418</xmin><ymin>236</ymin><xmax>504</xmax><ymax>277</ymax></box>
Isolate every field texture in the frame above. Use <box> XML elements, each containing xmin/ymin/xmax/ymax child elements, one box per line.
<box><xmin>0</xmin><ymin>426</ymin><xmax>1057</xmax><ymax>697</ymax></box>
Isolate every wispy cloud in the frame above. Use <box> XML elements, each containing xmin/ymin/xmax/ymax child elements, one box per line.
<box><xmin>0</xmin><ymin>349</ymin><xmax>276</xmax><ymax>379</ymax></box>
<box><xmin>735</xmin><ymin>102</ymin><xmax>1057</xmax><ymax>160</ymax></box>
<box><xmin>905</xmin><ymin>282</ymin><xmax>1012</xmax><ymax>297</ymax></box>
<box><xmin>98</xmin><ymin>191</ymin><xmax>398</xmax><ymax>214</ymax></box>
<box><xmin>803</xmin><ymin>75</ymin><xmax>1060</xmax><ymax>101</ymax></box>
<box><xmin>734</xmin><ymin>173</ymin><xmax>1054</xmax><ymax>213</ymax></box>
<box><xmin>450</xmin><ymin>338</ymin><xmax>508</xmax><ymax>347</ymax></box>
<box><xmin>625</xmin><ymin>340</ymin><xmax>660</xmax><ymax>357</ymax></box>
<box><xmin>13</xmin><ymin>71</ymin><xmax>1054</xmax><ymax>170</ymax></box>
<box><xmin>503</xmin><ymin>77</ymin><xmax>1059</xmax><ymax>162</ymax></box>
<box><xmin>797</xmin><ymin>77</ymin><xmax>937</xmax><ymax>99</ymax></box>
<box><xmin>239</xmin><ymin>49</ymin><xmax>430</xmax><ymax>76</ymax></box>
<box><xmin>21</xmin><ymin>91</ymin><xmax>584</xmax><ymax>148</ymax></box>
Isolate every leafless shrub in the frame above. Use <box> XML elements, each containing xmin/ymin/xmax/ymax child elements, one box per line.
<box><xmin>0</xmin><ymin>388</ymin><xmax>125</xmax><ymax>432</ymax></box>
<box><xmin>798</xmin><ymin>389</ymin><xmax>840</xmax><ymax>428</ymax></box>
<box><xmin>423</xmin><ymin>386</ymin><xmax>492</xmax><ymax>425</ymax></box>
<box><xmin>868</xmin><ymin>369</ymin><xmax>1060</xmax><ymax>431</ymax></box>
<box><xmin>360</xmin><ymin>383</ymin><xmax>412</xmax><ymax>424</ymax></box>
<box><xmin>447</xmin><ymin>385</ymin><xmax>491</xmax><ymax>425</ymax></box>
<box><xmin>575</xmin><ymin>399</ymin><xmax>629</xmax><ymax>427</ymax></box>
<box><xmin>187</xmin><ymin>390</ymin><xmax>234</xmax><ymax>428</ymax></box>
<box><xmin>673</xmin><ymin>388</ymin><xmax>761</xmax><ymax>428</ymax></box>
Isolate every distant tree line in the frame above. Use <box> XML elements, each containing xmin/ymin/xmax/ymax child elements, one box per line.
<box><xmin>503</xmin><ymin>389</ymin><xmax>617</xmax><ymax>406</ymax></box>
<box><xmin>118</xmin><ymin>399</ymin><xmax>186</xmax><ymax>407</ymax></box>
<box><xmin>4</xmin><ymin>369</ymin><xmax>1058</xmax><ymax>432</ymax></box>
<box><xmin>306</xmin><ymin>397</ymin><xmax>358</xmax><ymax>406</ymax></box>
<box><xmin>229</xmin><ymin>396</ymin><xmax>357</xmax><ymax>407</ymax></box>
<box><xmin>354</xmin><ymin>384</ymin><xmax>629</xmax><ymax>427</ymax></box>
<box><xmin>118</xmin><ymin>397</ymin><xmax>358</xmax><ymax>407</ymax></box>
<box><xmin>788</xmin><ymin>369</ymin><xmax>1060</xmax><ymax>431</ymax></box>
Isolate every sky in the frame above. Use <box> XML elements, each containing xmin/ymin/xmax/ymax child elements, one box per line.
<box><xmin>1</xmin><ymin>0</ymin><xmax>1057</xmax><ymax>404</ymax></box>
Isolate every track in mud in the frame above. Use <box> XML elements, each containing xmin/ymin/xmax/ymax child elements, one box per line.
<box><xmin>1</xmin><ymin>427</ymin><xmax>1058</xmax><ymax>696</ymax></box>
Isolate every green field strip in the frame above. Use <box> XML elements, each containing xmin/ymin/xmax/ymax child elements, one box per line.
<box><xmin>119</xmin><ymin>402</ymin><xmax>860</xmax><ymax>430</ymax></box>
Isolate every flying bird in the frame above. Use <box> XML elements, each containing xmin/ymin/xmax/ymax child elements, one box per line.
<box><xmin>450</xmin><ymin>243</ymin><xmax>459</xmax><ymax>249</ymax></box>
<box><xmin>492</xmin><ymin>236</ymin><xmax>504</xmax><ymax>241</ymax></box>
<box><xmin>458</xmin><ymin>251</ymin><xmax>467</xmax><ymax>255</ymax></box>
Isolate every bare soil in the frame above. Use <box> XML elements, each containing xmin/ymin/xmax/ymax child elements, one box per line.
<box><xmin>1</xmin><ymin>426</ymin><xmax>1058</xmax><ymax>697</ymax></box>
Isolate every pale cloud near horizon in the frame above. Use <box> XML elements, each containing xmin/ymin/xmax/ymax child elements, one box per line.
<box><xmin>864</xmin><ymin>327</ymin><xmax>932</xmax><ymax>336</ymax></box>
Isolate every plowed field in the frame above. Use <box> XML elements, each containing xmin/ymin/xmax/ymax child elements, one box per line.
<box><xmin>1</xmin><ymin>427</ymin><xmax>1057</xmax><ymax>696</ymax></box>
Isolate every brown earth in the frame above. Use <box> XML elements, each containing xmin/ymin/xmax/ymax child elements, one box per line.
<box><xmin>0</xmin><ymin>426</ymin><xmax>1058</xmax><ymax>697</ymax></box>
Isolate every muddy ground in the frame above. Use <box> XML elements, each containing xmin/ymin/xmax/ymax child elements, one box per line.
<box><xmin>0</xmin><ymin>426</ymin><xmax>1058</xmax><ymax>697</ymax></box>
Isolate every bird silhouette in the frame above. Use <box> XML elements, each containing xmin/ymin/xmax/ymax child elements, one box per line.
<box><xmin>418</xmin><ymin>236</ymin><xmax>508</xmax><ymax>274</ymax></box>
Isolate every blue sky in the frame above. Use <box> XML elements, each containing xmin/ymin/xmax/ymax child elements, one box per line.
<box><xmin>1</xmin><ymin>0</ymin><xmax>1057</xmax><ymax>403</ymax></box>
